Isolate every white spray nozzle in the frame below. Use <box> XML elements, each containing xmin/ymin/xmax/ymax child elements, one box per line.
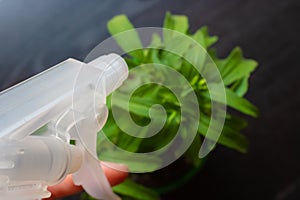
<box><xmin>0</xmin><ymin>54</ymin><xmax>128</xmax><ymax>200</ymax></box>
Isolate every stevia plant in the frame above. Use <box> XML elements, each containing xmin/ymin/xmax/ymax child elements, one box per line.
<box><xmin>81</xmin><ymin>12</ymin><xmax>259</xmax><ymax>200</ymax></box>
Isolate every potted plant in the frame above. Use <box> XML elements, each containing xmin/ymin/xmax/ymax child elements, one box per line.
<box><xmin>81</xmin><ymin>12</ymin><xmax>259</xmax><ymax>200</ymax></box>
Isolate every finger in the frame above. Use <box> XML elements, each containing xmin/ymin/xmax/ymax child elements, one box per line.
<box><xmin>44</xmin><ymin>163</ymin><xmax>128</xmax><ymax>200</ymax></box>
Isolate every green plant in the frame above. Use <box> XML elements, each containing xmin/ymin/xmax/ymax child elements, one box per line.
<box><xmin>82</xmin><ymin>12</ymin><xmax>259</xmax><ymax>200</ymax></box>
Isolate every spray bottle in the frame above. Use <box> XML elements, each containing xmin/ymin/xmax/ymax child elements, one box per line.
<box><xmin>0</xmin><ymin>54</ymin><xmax>128</xmax><ymax>200</ymax></box>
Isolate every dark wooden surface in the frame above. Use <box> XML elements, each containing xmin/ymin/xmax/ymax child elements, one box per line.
<box><xmin>0</xmin><ymin>0</ymin><xmax>299</xmax><ymax>199</ymax></box>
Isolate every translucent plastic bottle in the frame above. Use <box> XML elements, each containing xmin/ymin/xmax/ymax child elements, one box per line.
<box><xmin>0</xmin><ymin>54</ymin><xmax>128</xmax><ymax>200</ymax></box>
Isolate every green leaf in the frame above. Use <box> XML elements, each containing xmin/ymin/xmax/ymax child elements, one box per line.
<box><xmin>113</xmin><ymin>179</ymin><xmax>160</xmax><ymax>200</ymax></box>
<box><xmin>184</xmin><ymin>135</ymin><xmax>203</xmax><ymax>166</ymax></box>
<box><xmin>99</xmin><ymin>149</ymin><xmax>161</xmax><ymax>172</ymax></box>
<box><xmin>111</xmin><ymin>92</ymin><xmax>165</xmax><ymax>119</ymax></box>
<box><xmin>225</xmin><ymin>88</ymin><xmax>259</xmax><ymax>117</ymax></box>
<box><xmin>163</xmin><ymin>11</ymin><xmax>189</xmax><ymax>34</ymax></box>
<box><xmin>183</xmin><ymin>44</ymin><xmax>207</xmax><ymax>76</ymax></box>
<box><xmin>192</xmin><ymin>26</ymin><xmax>218</xmax><ymax>49</ymax></box>
<box><xmin>162</xmin><ymin>34</ymin><xmax>194</xmax><ymax>69</ymax></box>
<box><xmin>137</xmin><ymin>111</ymin><xmax>180</xmax><ymax>153</ymax></box>
<box><xmin>149</xmin><ymin>33</ymin><xmax>162</xmax><ymax>48</ymax></box>
<box><xmin>107</xmin><ymin>15</ymin><xmax>144</xmax><ymax>59</ymax></box>
<box><xmin>198</xmin><ymin>114</ymin><xmax>248</xmax><ymax>153</ymax></box>
<box><xmin>150</xmin><ymin>48</ymin><xmax>162</xmax><ymax>64</ymax></box>
<box><xmin>225</xmin><ymin>114</ymin><xmax>248</xmax><ymax>131</ymax></box>
<box><xmin>201</xmin><ymin>85</ymin><xmax>259</xmax><ymax>117</ymax></box>
<box><xmin>216</xmin><ymin>47</ymin><xmax>258</xmax><ymax>85</ymax></box>
<box><xmin>163</xmin><ymin>12</ymin><xmax>189</xmax><ymax>44</ymax></box>
<box><xmin>231</xmin><ymin>75</ymin><xmax>249</xmax><ymax>97</ymax></box>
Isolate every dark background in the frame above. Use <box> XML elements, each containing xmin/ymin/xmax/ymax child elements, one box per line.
<box><xmin>0</xmin><ymin>0</ymin><xmax>299</xmax><ymax>199</ymax></box>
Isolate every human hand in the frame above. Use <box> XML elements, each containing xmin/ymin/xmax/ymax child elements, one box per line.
<box><xmin>44</xmin><ymin>162</ymin><xmax>128</xmax><ymax>200</ymax></box>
